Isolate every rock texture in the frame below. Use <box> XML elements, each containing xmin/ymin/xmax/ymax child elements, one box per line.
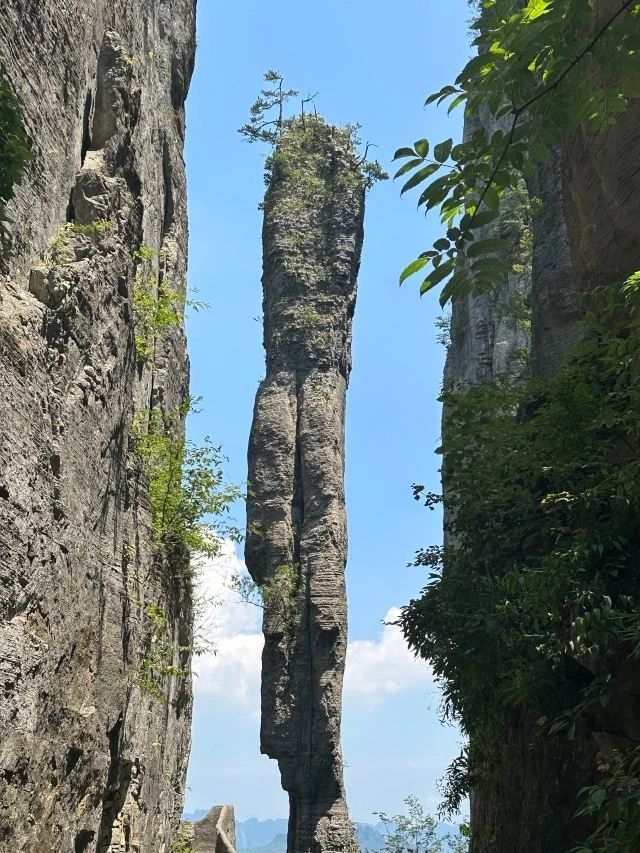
<box><xmin>0</xmin><ymin>1</ymin><xmax>196</xmax><ymax>851</ymax></box>
<box><xmin>193</xmin><ymin>805</ymin><xmax>237</xmax><ymax>853</ymax></box>
<box><xmin>245</xmin><ymin>117</ymin><xmax>364</xmax><ymax>853</ymax></box>
<box><xmin>444</xmin><ymin>107</ymin><xmax>531</xmax><ymax>393</ymax></box>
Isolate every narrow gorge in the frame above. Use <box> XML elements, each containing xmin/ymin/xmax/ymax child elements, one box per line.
<box><xmin>3</xmin><ymin>3</ymin><xmax>640</xmax><ymax>853</ymax></box>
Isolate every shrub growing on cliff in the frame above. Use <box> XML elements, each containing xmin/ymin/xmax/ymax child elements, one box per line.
<box><xmin>0</xmin><ymin>65</ymin><xmax>31</xmax><ymax>260</ymax></box>
<box><xmin>138</xmin><ymin>603</ymin><xmax>192</xmax><ymax>699</ymax></box>
<box><xmin>230</xmin><ymin>563</ymin><xmax>299</xmax><ymax>625</ymax></box>
<box><xmin>238</xmin><ymin>69</ymin><xmax>300</xmax><ymax>144</ymax></box>
<box><xmin>170</xmin><ymin>822</ymin><xmax>193</xmax><ymax>853</ymax></box>
<box><xmin>133</xmin><ymin>404</ymin><xmax>242</xmax><ymax>569</ymax></box>
<box><xmin>239</xmin><ymin>70</ymin><xmax>387</xmax><ymax>192</ymax></box>
<box><xmin>132</xmin><ymin>245</ymin><xmax>183</xmax><ymax>363</ymax></box>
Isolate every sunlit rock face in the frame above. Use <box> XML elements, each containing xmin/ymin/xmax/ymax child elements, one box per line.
<box><xmin>245</xmin><ymin>118</ymin><xmax>364</xmax><ymax>853</ymax></box>
<box><xmin>0</xmin><ymin>1</ymin><xmax>196</xmax><ymax>850</ymax></box>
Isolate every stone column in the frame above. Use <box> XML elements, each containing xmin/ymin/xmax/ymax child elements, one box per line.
<box><xmin>245</xmin><ymin>117</ymin><xmax>364</xmax><ymax>853</ymax></box>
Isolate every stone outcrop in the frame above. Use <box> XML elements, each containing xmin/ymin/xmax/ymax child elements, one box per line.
<box><xmin>445</xmin><ymin>118</ymin><xmax>598</xmax><ymax>853</ymax></box>
<box><xmin>245</xmin><ymin>117</ymin><xmax>364</xmax><ymax>853</ymax></box>
<box><xmin>193</xmin><ymin>805</ymin><xmax>237</xmax><ymax>853</ymax></box>
<box><xmin>0</xmin><ymin>1</ymin><xmax>196</xmax><ymax>851</ymax></box>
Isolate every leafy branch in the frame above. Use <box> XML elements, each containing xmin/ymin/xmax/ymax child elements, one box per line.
<box><xmin>396</xmin><ymin>0</ymin><xmax>640</xmax><ymax>305</ymax></box>
<box><xmin>464</xmin><ymin>0</ymin><xmax>637</xmax><ymax>238</ymax></box>
<box><xmin>240</xmin><ymin>70</ymin><xmax>388</xmax><ymax>190</ymax></box>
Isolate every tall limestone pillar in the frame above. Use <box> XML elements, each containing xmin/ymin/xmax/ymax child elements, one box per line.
<box><xmin>245</xmin><ymin>117</ymin><xmax>364</xmax><ymax>853</ymax></box>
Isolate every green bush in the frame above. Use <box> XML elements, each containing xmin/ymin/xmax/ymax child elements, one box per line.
<box><xmin>132</xmin><ymin>246</ymin><xmax>183</xmax><ymax>363</ymax></box>
<box><xmin>170</xmin><ymin>821</ymin><xmax>193</xmax><ymax>853</ymax></box>
<box><xmin>402</xmin><ymin>275</ymin><xmax>640</xmax><ymax>839</ymax></box>
<box><xmin>133</xmin><ymin>405</ymin><xmax>242</xmax><ymax>570</ymax></box>
<box><xmin>137</xmin><ymin>603</ymin><xmax>192</xmax><ymax>700</ymax></box>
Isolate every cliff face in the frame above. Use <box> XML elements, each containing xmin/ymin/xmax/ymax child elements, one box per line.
<box><xmin>445</xmin><ymin>60</ymin><xmax>640</xmax><ymax>853</ymax></box>
<box><xmin>0</xmin><ymin>2</ymin><xmax>196</xmax><ymax>851</ymax></box>
<box><xmin>245</xmin><ymin>118</ymin><xmax>364</xmax><ymax>853</ymax></box>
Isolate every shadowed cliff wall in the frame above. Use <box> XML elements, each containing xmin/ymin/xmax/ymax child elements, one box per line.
<box><xmin>446</xmin><ymin>36</ymin><xmax>640</xmax><ymax>852</ymax></box>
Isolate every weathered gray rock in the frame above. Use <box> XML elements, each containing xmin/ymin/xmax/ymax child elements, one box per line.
<box><xmin>245</xmin><ymin>117</ymin><xmax>364</xmax><ymax>853</ymax></box>
<box><xmin>528</xmin><ymin>146</ymin><xmax>581</xmax><ymax>380</ymax></box>
<box><xmin>194</xmin><ymin>805</ymin><xmax>237</xmax><ymax>853</ymax></box>
<box><xmin>444</xmin><ymin>108</ymin><xmax>531</xmax><ymax>394</ymax></box>
<box><xmin>0</xmin><ymin>1</ymin><xmax>196</xmax><ymax>851</ymax></box>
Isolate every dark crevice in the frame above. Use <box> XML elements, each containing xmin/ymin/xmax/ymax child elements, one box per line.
<box><xmin>65</xmin><ymin>747</ymin><xmax>82</xmax><ymax>777</ymax></box>
<box><xmin>162</xmin><ymin>138</ymin><xmax>175</xmax><ymax>235</ymax></box>
<box><xmin>96</xmin><ymin>713</ymin><xmax>132</xmax><ymax>853</ymax></box>
<box><xmin>74</xmin><ymin>830</ymin><xmax>95</xmax><ymax>853</ymax></box>
<box><xmin>65</xmin><ymin>188</ymin><xmax>76</xmax><ymax>223</ymax></box>
<box><xmin>80</xmin><ymin>89</ymin><xmax>93</xmax><ymax>166</ymax></box>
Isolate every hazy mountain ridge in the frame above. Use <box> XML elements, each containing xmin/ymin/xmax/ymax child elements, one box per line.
<box><xmin>182</xmin><ymin>815</ymin><xmax>461</xmax><ymax>852</ymax></box>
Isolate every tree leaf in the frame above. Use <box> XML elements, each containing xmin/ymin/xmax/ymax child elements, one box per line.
<box><xmin>425</xmin><ymin>85</ymin><xmax>459</xmax><ymax>106</ymax></box>
<box><xmin>399</xmin><ymin>255</ymin><xmax>430</xmax><ymax>285</ymax></box>
<box><xmin>393</xmin><ymin>146</ymin><xmax>417</xmax><ymax>160</ymax></box>
<box><xmin>401</xmin><ymin>163</ymin><xmax>441</xmax><ymax>195</ymax></box>
<box><xmin>414</xmin><ymin>139</ymin><xmax>430</xmax><ymax>158</ymax></box>
<box><xmin>467</xmin><ymin>238</ymin><xmax>512</xmax><ymax>257</ymax></box>
<box><xmin>448</xmin><ymin>94</ymin><xmax>467</xmax><ymax>114</ymax></box>
<box><xmin>420</xmin><ymin>258</ymin><xmax>455</xmax><ymax>294</ymax></box>
<box><xmin>394</xmin><ymin>158</ymin><xmax>427</xmax><ymax>179</ymax></box>
<box><xmin>469</xmin><ymin>209</ymin><xmax>500</xmax><ymax>229</ymax></box>
<box><xmin>434</xmin><ymin>138</ymin><xmax>454</xmax><ymax>163</ymax></box>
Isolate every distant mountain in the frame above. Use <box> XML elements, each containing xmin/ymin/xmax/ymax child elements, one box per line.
<box><xmin>182</xmin><ymin>808</ymin><xmax>208</xmax><ymax>822</ymax></box>
<box><xmin>235</xmin><ymin>818</ymin><xmax>289</xmax><ymax>850</ymax></box>
<box><xmin>181</xmin><ymin>814</ymin><xmax>463</xmax><ymax>852</ymax></box>
<box><xmin>355</xmin><ymin>823</ymin><xmax>386</xmax><ymax>851</ymax></box>
<box><xmin>233</xmin><ymin>819</ymin><xmax>385</xmax><ymax>853</ymax></box>
<box><xmin>237</xmin><ymin>832</ymin><xmax>287</xmax><ymax>853</ymax></box>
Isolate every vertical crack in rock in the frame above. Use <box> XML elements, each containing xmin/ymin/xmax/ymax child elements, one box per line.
<box><xmin>245</xmin><ymin>117</ymin><xmax>365</xmax><ymax>853</ymax></box>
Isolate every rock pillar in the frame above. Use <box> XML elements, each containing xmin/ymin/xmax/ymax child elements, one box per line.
<box><xmin>245</xmin><ymin>117</ymin><xmax>364</xmax><ymax>853</ymax></box>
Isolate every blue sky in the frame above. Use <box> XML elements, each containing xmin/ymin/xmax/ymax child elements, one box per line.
<box><xmin>183</xmin><ymin>0</ymin><xmax>472</xmax><ymax>825</ymax></box>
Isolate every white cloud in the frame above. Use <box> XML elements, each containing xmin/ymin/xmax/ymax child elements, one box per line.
<box><xmin>344</xmin><ymin>608</ymin><xmax>433</xmax><ymax>705</ymax></box>
<box><xmin>191</xmin><ymin>541</ymin><xmax>263</xmax><ymax>708</ymax></box>
<box><xmin>191</xmin><ymin>545</ymin><xmax>432</xmax><ymax>711</ymax></box>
